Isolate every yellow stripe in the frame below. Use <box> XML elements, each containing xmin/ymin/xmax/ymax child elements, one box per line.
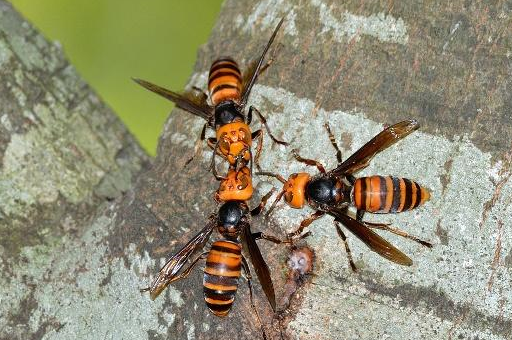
<box><xmin>210</xmin><ymin>77</ymin><xmax>241</xmax><ymax>91</ymax></box>
<box><xmin>208</xmin><ymin>249</ymin><xmax>241</xmax><ymax>258</ymax></box>
<box><xmin>203</xmin><ymin>282</ymin><xmax>237</xmax><ymax>291</ymax></box>
<box><xmin>214</xmin><ymin>241</ymin><xmax>241</xmax><ymax>250</ymax></box>
<box><xmin>209</xmin><ymin>68</ymin><xmax>242</xmax><ymax>81</ymax></box>
<box><xmin>410</xmin><ymin>181</ymin><xmax>417</xmax><ymax>210</ymax></box>
<box><xmin>204</xmin><ymin>267</ymin><xmax>241</xmax><ymax>277</ymax></box>
<box><xmin>384</xmin><ymin>176</ymin><xmax>394</xmax><ymax>212</ymax></box>
<box><xmin>369</xmin><ymin>176</ymin><xmax>381</xmax><ymax>212</ymax></box>
<box><xmin>354</xmin><ymin>179</ymin><xmax>361</xmax><ymax>209</ymax></box>
<box><xmin>398</xmin><ymin>178</ymin><xmax>406</xmax><ymax>212</ymax></box>
<box><xmin>205</xmin><ymin>297</ymin><xmax>234</xmax><ymax>305</ymax></box>
<box><xmin>365</xmin><ymin>177</ymin><xmax>371</xmax><ymax>211</ymax></box>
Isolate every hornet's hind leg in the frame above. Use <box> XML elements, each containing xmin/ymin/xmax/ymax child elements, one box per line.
<box><xmin>363</xmin><ymin>221</ymin><xmax>433</xmax><ymax>248</ymax></box>
<box><xmin>356</xmin><ymin>210</ymin><xmax>432</xmax><ymax>248</ymax></box>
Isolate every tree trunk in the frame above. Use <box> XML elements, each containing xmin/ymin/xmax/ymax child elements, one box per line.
<box><xmin>1</xmin><ymin>0</ymin><xmax>511</xmax><ymax>339</ymax></box>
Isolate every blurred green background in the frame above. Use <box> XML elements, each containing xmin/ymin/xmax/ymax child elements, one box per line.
<box><xmin>10</xmin><ymin>0</ymin><xmax>224</xmax><ymax>155</ymax></box>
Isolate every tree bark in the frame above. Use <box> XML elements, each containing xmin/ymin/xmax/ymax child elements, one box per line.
<box><xmin>1</xmin><ymin>0</ymin><xmax>512</xmax><ymax>339</ymax></box>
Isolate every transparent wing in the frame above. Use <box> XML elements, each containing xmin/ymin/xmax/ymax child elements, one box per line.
<box><xmin>242</xmin><ymin>222</ymin><xmax>276</xmax><ymax>310</ymax></box>
<box><xmin>147</xmin><ymin>220</ymin><xmax>216</xmax><ymax>300</ymax></box>
<box><xmin>133</xmin><ymin>78</ymin><xmax>212</xmax><ymax>121</ymax></box>
<box><xmin>240</xmin><ymin>17</ymin><xmax>285</xmax><ymax>107</ymax></box>
<box><xmin>331</xmin><ymin>120</ymin><xmax>419</xmax><ymax>176</ymax></box>
<box><xmin>328</xmin><ymin>208</ymin><xmax>412</xmax><ymax>266</ymax></box>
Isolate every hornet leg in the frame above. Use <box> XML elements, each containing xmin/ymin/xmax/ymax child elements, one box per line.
<box><xmin>287</xmin><ymin>210</ymin><xmax>325</xmax><ymax>238</ymax></box>
<box><xmin>333</xmin><ymin>221</ymin><xmax>357</xmax><ymax>272</ymax></box>
<box><xmin>291</xmin><ymin>149</ymin><xmax>326</xmax><ymax>174</ymax></box>
<box><xmin>324</xmin><ymin>123</ymin><xmax>342</xmax><ymax>164</ymax></box>
<box><xmin>241</xmin><ymin>256</ymin><xmax>268</xmax><ymax>340</ymax></box>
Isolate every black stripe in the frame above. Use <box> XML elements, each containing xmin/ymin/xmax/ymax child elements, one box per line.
<box><xmin>378</xmin><ymin>176</ymin><xmax>387</xmax><ymax>212</ymax></box>
<box><xmin>206</xmin><ymin>301</ymin><xmax>232</xmax><ymax>313</ymax></box>
<box><xmin>203</xmin><ymin>273</ymin><xmax>239</xmax><ymax>287</ymax></box>
<box><xmin>211</xmin><ymin>244</ymin><xmax>241</xmax><ymax>255</ymax></box>
<box><xmin>208</xmin><ymin>70</ymin><xmax>242</xmax><ymax>84</ymax></box>
<box><xmin>412</xmin><ymin>182</ymin><xmax>422</xmax><ymax>209</ymax></box>
<box><xmin>205</xmin><ymin>261</ymin><xmax>241</xmax><ymax>271</ymax></box>
<box><xmin>390</xmin><ymin>177</ymin><xmax>401</xmax><ymax>213</ymax></box>
<box><xmin>203</xmin><ymin>287</ymin><xmax>236</xmax><ymax>301</ymax></box>
<box><xmin>403</xmin><ymin>178</ymin><xmax>413</xmax><ymax>211</ymax></box>
<box><xmin>210</xmin><ymin>61</ymin><xmax>240</xmax><ymax>75</ymax></box>
<box><xmin>359</xmin><ymin>177</ymin><xmax>367</xmax><ymax>210</ymax></box>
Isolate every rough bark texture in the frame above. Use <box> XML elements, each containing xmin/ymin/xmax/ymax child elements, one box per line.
<box><xmin>2</xmin><ymin>0</ymin><xmax>512</xmax><ymax>340</ymax></box>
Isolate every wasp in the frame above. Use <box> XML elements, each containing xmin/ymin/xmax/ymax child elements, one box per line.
<box><xmin>258</xmin><ymin>120</ymin><xmax>432</xmax><ymax>270</ymax></box>
<box><xmin>133</xmin><ymin>18</ymin><xmax>288</xmax><ymax>179</ymax></box>
<box><xmin>142</xmin><ymin>167</ymin><xmax>287</xmax><ymax>339</ymax></box>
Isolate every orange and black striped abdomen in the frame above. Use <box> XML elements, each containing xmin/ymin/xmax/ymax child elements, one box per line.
<box><xmin>203</xmin><ymin>240</ymin><xmax>242</xmax><ymax>317</ymax></box>
<box><xmin>352</xmin><ymin>176</ymin><xmax>430</xmax><ymax>213</ymax></box>
<box><xmin>208</xmin><ymin>58</ymin><xmax>242</xmax><ymax>106</ymax></box>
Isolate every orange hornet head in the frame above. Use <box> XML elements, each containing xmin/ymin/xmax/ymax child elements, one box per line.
<box><xmin>283</xmin><ymin>173</ymin><xmax>311</xmax><ymax>208</ymax></box>
<box><xmin>216</xmin><ymin>122</ymin><xmax>252</xmax><ymax>166</ymax></box>
<box><xmin>215</xmin><ymin>167</ymin><xmax>253</xmax><ymax>202</ymax></box>
<box><xmin>258</xmin><ymin>171</ymin><xmax>312</xmax><ymax>217</ymax></box>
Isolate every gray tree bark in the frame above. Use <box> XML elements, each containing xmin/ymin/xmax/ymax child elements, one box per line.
<box><xmin>1</xmin><ymin>0</ymin><xmax>511</xmax><ymax>339</ymax></box>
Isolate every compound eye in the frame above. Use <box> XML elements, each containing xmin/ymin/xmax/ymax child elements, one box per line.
<box><xmin>284</xmin><ymin>191</ymin><xmax>293</xmax><ymax>203</ymax></box>
<box><xmin>219</xmin><ymin>138</ymin><xmax>230</xmax><ymax>153</ymax></box>
<box><xmin>236</xmin><ymin>169</ymin><xmax>250</xmax><ymax>189</ymax></box>
<box><xmin>238</xmin><ymin>175</ymin><xmax>249</xmax><ymax>190</ymax></box>
<box><xmin>240</xmin><ymin>128</ymin><xmax>250</xmax><ymax>143</ymax></box>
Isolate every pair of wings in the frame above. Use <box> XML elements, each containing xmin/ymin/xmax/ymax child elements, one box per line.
<box><xmin>327</xmin><ymin>120</ymin><xmax>420</xmax><ymax>265</ymax></box>
<box><xmin>133</xmin><ymin>17</ymin><xmax>285</xmax><ymax>123</ymax></box>
<box><xmin>146</xmin><ymin>218</ymin><xmax>276</xmax><ymax>310</ymax></box>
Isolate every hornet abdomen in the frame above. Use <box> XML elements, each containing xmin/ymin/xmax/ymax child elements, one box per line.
<box><xmin>352</xmin><ymin>176</ymin><xmax>430</xmax><ymax>213</ymax></box>
<box><xmin>203</xmin><ymin>240</ymin><xmax>242</xmax><ymax>317</ymax></box>
<box><xmin>208</xmin><ymin>58</ymin><xmax>242</xmax><ymax>106</ymax></box>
